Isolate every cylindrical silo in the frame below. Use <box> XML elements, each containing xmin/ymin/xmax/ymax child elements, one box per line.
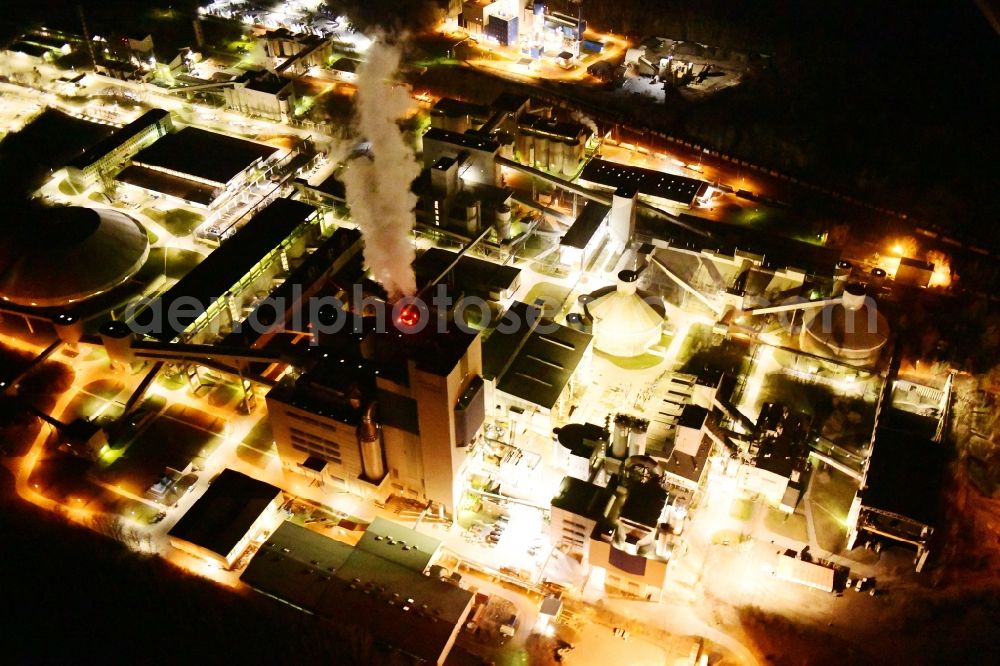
<box><xmin>494</xmin><ymin>204</ymin><xmax>513</xmax><ymax>241</ymax></box>
<box><xmin>832</xmin><ymin>260</ymin><xmax>852</xmax><ymax>297</ymax></box>
<box><xmin>53</xmin><ymin>312</ymin><xmax>84</xmax><ymax>345</ymax></box>
<box><xmin>628</xmin><ymin>417</ymin><xmax>649</xmax><ymax>457</ymax></box>
<box><xmin>99</xmin><ymin>320</ymin><xmax>134</xmax><ymax>366</ymax></box>
<box><xmin>611</xmin><ymin>413</ymin><xmax>630</xmax><ymax>458</ymax></box>
<box><xmin>870</xmin><ymin>267</ymin><xmax>886</xmax><ymax>292</ymax></box>
<box><xmin>550</xmin><ymin>140</ymin><xmax>564</xmax><ymax>173</ymax></box>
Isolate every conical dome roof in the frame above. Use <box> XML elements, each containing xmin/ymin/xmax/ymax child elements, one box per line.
<box><xmin>801</xmin><ymin>284</ymin><xmax>889</xmax><ymax>364</ymax></box>
<box><xmin>0</xmin><ymin>206</ymin><xmax>149</xmax><ymax>308</ymax></box>
<box><xmin>587</xmin><ymin>270</ymin><xmax>664</xmax><ymax>358</ymax></box>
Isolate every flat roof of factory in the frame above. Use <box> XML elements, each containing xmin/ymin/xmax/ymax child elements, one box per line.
<box><xmin>432</xmin><ymin>97</ymin><xmax>490</xmax><ymax>119</ymax></box>
<box><xmin>860</xmin><ymin>427</ymin><xmax>946</xmax><ymax>526</ymax></box>
<box><xmin>561</xmin><ymin>201</ymin><xmax>611</xmax><ymax>249</ymax></box>
<box><xmin>414</xmin><ymin>247</ymin><xmax>520</xmax><ymax>296</ymax></box>
<box><xmin>67</xmin><ymin>108</ymin><xmax>169</xmax><ymax>170</ymax></box>
<box><xmin>168</xmin><ymin>468</ymin><xmax>281</xmax><ymax>561</ymax></box>
<box><xmin>423</xmin><ymin>126</ymin><xmax>500</xmax><ymax>153</ymax></box>
<box><xmin>241</xmin><ymin>519</ymin><xmax>471</xmax><ymax>664</ymax></box>
<box><xmin>116</xmin><ymin>165</ymin><xmax>219</xmax><ymax>206</ymax></box>
<box><xmin>132</xmin><ymin>126</ymin><xmax>279</xmax><ymax>186</ymax></box>
<box><xmin>140</xmin><ymin>198</ymin><xmax>315</xmax><ymax>341</ymax></box>
<box><xmin>580</xmin><ymin>158</ymin><xmax>706</xmax><ymax>206</ymax></box>
<box><xmin>486</xmin><ymin>301</ymin><xmax>593</xmax><ymax>410</ymax></box>
<box><xmin>551</xmin><ymin>476</ymin><xmax>615</xmax><ymax>521</ymax></box>
<box><xmin>619</xmin><ymin>481</ymin><xmax>668</xmax><ymax>528</ymax></box>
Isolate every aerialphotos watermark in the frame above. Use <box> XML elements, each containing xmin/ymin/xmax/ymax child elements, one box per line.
<box><xmin>119</xmin><ymin>283</ymin><xmax>884</xmax><ymax>345</ymax></box>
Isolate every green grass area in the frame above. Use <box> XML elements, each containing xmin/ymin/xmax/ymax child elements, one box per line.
<box><xmin>147</xmin><ymin>247</ymin><xmax>203</xmax><ymax>280</ymax></box>
<box><xmin>242</xmin><ymin>419</ymin><xmax>275</xmax><ymax>454</ymax></box>
<box><xmin>522</xmin><ymin>282</ymin><xmax>572</xmax><ymax>318</ymax></box>
<box><xmin>155</xmin><ymin>371</ymin><xmax>186</xmax><ymax>391</ymax></box>
<box><xmin>101</xmin><ymin>412</ymin><xmax>222</xmax><ymax>496</ymax></box>
<box><xmin>235</xmin><ymin>444</ymin><xmax>269</xmax><ymax>469</ymax></box>
<box><xmin>88</xmin><ymin>191</ymin><xmax>110</xmax><ymax>204</ymax></box>
<box><xmin>61</xmin><ymin>379</ymin><xmax>126</xmax><ymax>422</ymax></box>
<box><xmin>809</xmin><ymin>467</ymin><xmax>857</xmax><ymax>552</ymax></box>
<box><xmin>142</xmin><ymin>207</ymin><xmax>204</xmax><ymax>237</ymax></box>
<box><xmin>729</xmin><ymin>498</ymin><xmax>755</xmax><ymax>521</ymax></box>
<box><xmin>595</xmin><ymin>350</ymin><xmax>664</xmax><ymax>370</ymax></box>
<box><xmin>57</xmin><ymin>178</ymin><xmax>82</xmax><ymax>196</ymax></box>
<box><xmin>763</xmin><ymin>507</ymin><xmax>809</xmax><ymax>543</ymax></box>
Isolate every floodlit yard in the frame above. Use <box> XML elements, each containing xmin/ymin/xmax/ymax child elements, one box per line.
<box><xmin>808</xmin><ymin>467</ymin><xmax>858</xmax><ymax>553</ymax></box>
<box><xmin>99</xmin><ymin>409</ymin><xmax>224</xmax><ymax>498</ymax></box>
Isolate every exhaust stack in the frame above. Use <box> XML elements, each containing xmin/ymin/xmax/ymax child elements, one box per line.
<box><xmin>358</xmin><ymin>402</ymin><xmax>386</xmax><ymax>483</ymax></box>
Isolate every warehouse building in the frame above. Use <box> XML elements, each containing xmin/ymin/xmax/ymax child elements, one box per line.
<box><xmin>65</xmin><ymin>108</ymin><xmax>173</xmax><ymax>188</ymax></box>
<box><xmin>136</xmin><ymin>198</ymin><xmax>318</xmax><ymax>343</ymax></box>
<box><xmin>578</xmin><ymin>158</ymin><xmax>708</xmax><ymax>209</ymax></box>
<box><xmin>846</xmin><ymin>427</ymin><xmax>946</xmax><ymax>571</ymax></box>
<box><xmin>118</xmin><ymin>126</ymin><xmax>281</xmax><ymax>208</ymax></box>
<box><xmin>482</xmin><ymin>300</ymin><xmax>592</xmax><ymax>424</ymax></box>
<box><xmin>167</xmin><ymin>468</ymin><xmax>284</xmax><ymax>569</ymax></box>
<box><xmin>242</xmin><ymin>518</ymin><xmax>473</xmax><ymax>664</ymax></box>
<box><xmin>266</xmin><ymin>315</ymin><xmax>487</xmax><ymax>517</ymax></box>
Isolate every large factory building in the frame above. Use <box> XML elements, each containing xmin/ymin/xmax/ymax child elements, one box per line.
<box><xmin>266</xmin><ymin>319</ymin><xmax>487</xmax><ymax>517</ymax></box>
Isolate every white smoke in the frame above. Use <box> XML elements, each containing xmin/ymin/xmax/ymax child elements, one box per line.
<box><xmin>341</xmin><ymin>38</ymin><xmax>420</xmax><ymax>300</ymax></box>
<box><xmin>571</xmin><ymin>110</ymin><xmax>599</xmax><ymax>137</ymax></box>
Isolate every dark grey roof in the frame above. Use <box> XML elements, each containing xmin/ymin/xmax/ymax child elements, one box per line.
<box><xmin>413</xmin><ymin>247</ymin><xmax>520</xmax><ymax>296</ymax></box>
<box><xmin>132</xmin><ymin>127</ymin><xmax>278</xmax><ymax>186</ymax></box>
<box><xmin>580</xmin><ymin>158</ymin><xmax>706</xmax><ymax>206</ymax></box>
<box><xmin>354</xmin><ymin>517</ymin><xmax>441</xmax><ymax>571</ymax></box>
<box><xmin>141</xmin><ymin>198</ymin><xmax>315</xmax><ymax>341</ymax></box>
<box><xmin>116</xmin><ymin>164</ymin><xmax>219</xmax><ymax>206</ymax></box>
<box><xmin>561</xmin><ymin>201</ymin><xmax>610</xmax><ymax>249</ymax></box>
<box><xmin>432</xmin><ymin>97</ymin><xmax>489</xmax><ymax>119</ymax></box>
<box><xmin>244</xmin><ymin>71</ymin><xmax>290</xmax><ymax>94</ymax></box>
<box><xmin>0</xmin><ymin>207</ymin><xmax>148</xmax><ymax>308</ymax></box>
<box><xmin>860</xmin><ymin>428</ymin><xmax>946</xmax><ymax>525</ymax></box>
<box><xmin>754</xmin><ymin>433</ymin><xmax>809</xmax><ymax>479</ymax></box>
<box><xmin>224</xmin><ymin>226</ymin><xmax>362</xmax><ymax>347</ymax></box>
<box><xmin>482</xmin><ymin>300</ymin><xmax>537</xmax><ymax>381</ymax></box>
<box><xmin>423</xmin><ymin>126</ymin><xmax>499</xmax><ymax>153</ymax></box>
<box><xmin>491</xmin><ymin>92</ymin><xmax>530</xmax><ymax>113</ymax></box>
<box><xmin>492</xmin><ymin>303</ymin><xmax>592</xmax><ymax>409</ymax></box>
<box><xmin>551</xmin><ymin>476</ymin><xmax>615</xmax><ymax>521</ymax></box>
<box><xmin>168</xmin><ymin>469</ymin><xmax>281</xmax><ymax>559</ymax></box>
<box><xmin>678</xmin><ymin>404</ymin><xmax>709</xmax><ymax>430</ymax></box>
<box><xmin>330</xmin><ymin>57</ymin><xmax>359</xmax><ymax>73</ymax></box>
<box><xmin>556</xmin><ymin>422</ymin><xmax>607</xmax><ymax>459</ymax></box>
<box><xmin>899</xmin><ymin>256</ymin><xmax>934</xmax><ymax>271</ymax></box>
<box><xmin>620</xmin><ymin>482</ymin><xmax>667</xmax><ymax>528</ymax></box>
<box><xmin>241</xmin><ymin>519</ymin><xmax>472</xmax><ymax>664</ymax></box>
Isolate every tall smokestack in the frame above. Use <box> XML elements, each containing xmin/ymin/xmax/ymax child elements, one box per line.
<box><xmin>77</xmin><ymin>5</ymin><xmax>97</xmax><ymax>70</ymax></box>
<box><xmin>341</xmin><ymin>38</ymin><xmax>420</xmax><ymax>300</ymax></box>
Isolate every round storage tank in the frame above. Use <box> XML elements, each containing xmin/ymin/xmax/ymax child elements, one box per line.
<box><xmin>800</xmin><ymin>284</ymin><xmax>889</xmax><ymax>365</ymax></box>
<box><xmin>0</xmin><ymin>206</ymin><xmax>149</xmax><ymax>308</ymax></box>
<box><xmin>53</xmin><ymin>312</ymin><xmax>84</xmax><ymax>345</ymax></box>
<box><xmin>99</xmin><ymin>320</ymin><xmax>134</xmax><ymax>366</ymax></box>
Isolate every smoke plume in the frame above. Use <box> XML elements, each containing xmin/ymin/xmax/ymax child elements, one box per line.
<box><xmin>342</xmin><ymin>38</ymin><xmax>420</xmax><ymax>300</ymax></box>
<box><xmin>571</xmin><ymin>110</ymin><xmax>599</xmax><ymax>137</ymax></box>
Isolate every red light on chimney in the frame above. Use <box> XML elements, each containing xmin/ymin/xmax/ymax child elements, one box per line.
<box><xmin>398</xmin><ymin>304</ymin><xmax>421</xmax><ymax>328</ymax></box>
